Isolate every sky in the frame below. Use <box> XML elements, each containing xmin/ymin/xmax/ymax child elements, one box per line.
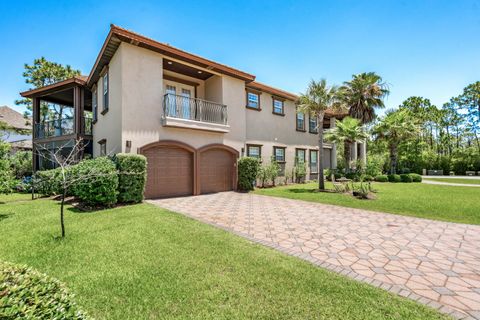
<box><xmin>1</xmin><ymin>0</ymin><xmax>479</xmax><ymax>115</ymax></box>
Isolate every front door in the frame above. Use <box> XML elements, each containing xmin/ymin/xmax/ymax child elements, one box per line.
<box><xmin>164</xmin><ymin>80</ymin><xmax>195</xmax><ymax>120</ymax></box>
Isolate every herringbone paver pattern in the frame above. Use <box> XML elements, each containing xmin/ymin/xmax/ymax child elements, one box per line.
<box><xmin>149</xmin><ymin>192</ymin><xmax>480</xmax><ymax>319</ymax></box>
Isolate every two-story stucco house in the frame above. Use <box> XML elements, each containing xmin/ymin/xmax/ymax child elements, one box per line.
<box><xmin>21</xmin><ymin>25</ymin><xmax>362</xmax><ymax>199</ymax></box>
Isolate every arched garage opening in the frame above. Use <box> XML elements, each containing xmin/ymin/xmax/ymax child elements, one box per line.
<box><xmin>197</xmin><ymin>144</ymin><xmax>239</xmax><ymax>194</ymax></box>
<box><xmin>139</xmin><ymin>141</ymin><xmax>196</xmax><ymax>199</ymax></box>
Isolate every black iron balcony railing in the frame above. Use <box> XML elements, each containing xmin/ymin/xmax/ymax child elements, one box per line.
<box><xmin>163</xmin><ymin>93</ymin><xmax>228</xmax><ymax>126</ymax></box>
<box><xmin>34</xmin><ymin>117</ymin><xmax>93</xmax><ymax>139</ymax></box>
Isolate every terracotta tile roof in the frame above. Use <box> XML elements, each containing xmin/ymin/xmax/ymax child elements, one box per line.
<box><xmin>0</xmin><ymin>106</ymin><xmax>31</xmax><ymax>130</ymax></box>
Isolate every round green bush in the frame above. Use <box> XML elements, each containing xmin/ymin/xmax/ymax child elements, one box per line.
<box><xmin>409</xmin><ymin>173</ymin><xmax>422</xmax><ymax>182</ymax></box>
<box><xmin>0</xmin><ymin>261</ymin><xmax>89</xmax><ymax>319</ymax></box>
<box><xmin>238</xmin><ymin>157</ymin><xmax>260</xmax><ymax>191</ymax></box>
<box><xmin>387</xmin><ymin>174</ymin><xmax>401</xmax><ymax>183</ymax></box>
<box><xmin>73</xmin><ymin>157</ymin><xmax>118</xmax><ymax>207</ymax></box>
<box><xmin>114</xmin><ymin>154</ymin><xmax>147</xmax><ymax>203</ymax></box>
<box><xmin>362</xmin><ymin>174</ymin><xmax>373</xmax><ymax>182</ymax></box>
<box><xmin>400</xmin><ymin>173</ymin><xmax>413</xmax><ymax>183</ymax></box>
<box><xmin>374</xmin><ymin>175</ymin><xmax>388</xmax><ymax>182</ymax></box>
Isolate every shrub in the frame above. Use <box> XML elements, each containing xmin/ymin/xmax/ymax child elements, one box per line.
<box><xmin>0</xmin><ymin>260</ymin><xmax>89</xmax><ymax>319</ymax></box>
<box><xmin>294</xmin><ymin>161</ymin><xmax>306</xmax><ymax>183</ymax></box>
<box><xmin>10</xmin><ymin>151</ymin><xmax>33</xmax><ymax>178</ymax></box>
<box><xmin>114</xmin><ymin>153</ymin><xmax>147</xmax><ymax>203</ymax></box>
<box><xmin>238</xmin><ymin>157</ymin><xmax>260</xmax><ymax>191</ymax></box>
<box><xmin>73</xmin><ymin>157</ymin><xmax>118</xmax><ymax>206</ymax></box>
<box><xmin>0</xmin><ymin>142</ymin><xmax>14</xmax><ymax>194</ymax></box>
<box><xmin>365</xmin><ymin>154</ymin><xmax>385</xmax><ymax>177</ymax></box>
<box><xmin>409</xmin><ymin>173</ymin><xmax>422</xmax><ymax>182</ymax></box>
<box><xmin>375</xmin><ymin>175</ymin><xmax>388</xmax><ymax>182</ymax></box>
<box><xmin>388</xmin><ymin>174</ymin><xmax>401</xmax><ymax>183</ymax></box>
<box><xmin>33</xmin><ymin>168</ymin><xmax>63</xmax><ymax>196</ymax></box>
<box><xmin>400</xmin><ymin>173</ymin><xmax>413</xmax><ymax>183</ymax></box>
<box><xmin>266</xmin><ymin>157</ymin><xmax>280</xmax><ymax>186</ymax></box>
<box><xmin>362</xmin><ymin>174</ymin><xmax>373</xmax><ymax>182</ymax></box>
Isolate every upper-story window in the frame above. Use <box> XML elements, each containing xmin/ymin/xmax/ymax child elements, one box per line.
<box><xmin>296</xmin><ymin>111</ymin><xmax>305</xmax><ymax>131</ymax></box>
<box><xmin>273</xmin><ymin>146</ymin><xmax>286</xmax><ymax>163</ymax></box>
<box><xmin>309</xmin><ymin>115</ymin><xmax>318</xmax><ymax>133</ymax></box>
<box><xmin>102</xmin><ymin>71</ymin><xmax>109</xmax><ymax>113</ymax></box>
<box><xmin>272</xmin><ymin>97</ymin><xmax>284</xmax><ymax>115</ymax></box>
<box><xmin>247</xmin><ymin>144</ymin><xmax>261</xmax><ymax>159</ymax></box>
<box><xmin>246</xmin><ymin>90</ymin><xmax>260</xmax><ymax>110</ymax></box>
<box><xmin>92</xmin><ymin>87</ymin><xmax>98</xmax><ymax>122</ymax></box>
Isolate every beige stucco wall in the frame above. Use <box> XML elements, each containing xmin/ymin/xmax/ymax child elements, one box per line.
<box><xmin>91</xmin><ymin>42</ymin><xmax>334</xmax><ymax>177</ymax></box>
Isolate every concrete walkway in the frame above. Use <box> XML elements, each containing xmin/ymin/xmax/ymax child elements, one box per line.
<box><xmin>149</xmin><ymin>192</ymin><xmax>480</xmax><ymax>319</ymax></box>
<box><xmin>422</xmin><ymin>180</ymin><xmax>480</xmax><ymax>187</ymax></box>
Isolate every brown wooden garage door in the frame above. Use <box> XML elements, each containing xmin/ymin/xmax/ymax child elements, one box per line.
<box><xmin>143</xmin><ymin>146</ymin><xmax>194</xmax><ymax>198</ymax></box>
<box><xmin>199</xmin><ymin>148</ymin><xmax>235</xmax><ymax>194</ymax></box>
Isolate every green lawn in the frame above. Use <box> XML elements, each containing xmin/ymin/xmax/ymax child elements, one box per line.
<box><xmin>0</xmin><ymin>195</ymin><xmax>445</xmax><ymax>320</ymax></box>
<box><xmin>423</xmin><ymin>177</ymin><xmax>480</xmax><ymax>185</ymax></box>
<box><xmin>254</xmin><ymin>181</ymin><xmax>480</xmax><ymax>225</ymax></box>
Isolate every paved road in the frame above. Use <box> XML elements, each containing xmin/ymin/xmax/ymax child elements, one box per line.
<box><xmin>149</xmin><ymin>192</ymin><xmax>480</xmax><ymax>319</ymax></box>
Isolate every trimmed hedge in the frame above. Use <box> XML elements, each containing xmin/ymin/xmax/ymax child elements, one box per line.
<box><xmin>238</xmin><ymin>157</ymin><xmax>260</xmax><ymax>191</ymax></box>
<box><xmin>388</xmin><ymin>174</ymin><xmax>401</xmax><ymax>183</ymax></box>
<box><xmin>0</xmin><ymin>260</ymin><xmax>89</xmax><ymax>319</ymax></box>
<box><xmin>73</xmin><ymin>157</ymin><xmax>118</xmax><ymax>207</ymax></box>
<box><xmin>400</xmin><ymin>173</ymin><xmax>413</xmax><ymax>183</ymax></box>
<box><xmin>115</xmin><ymin>154</ymin><xmax>147</xmax><ymax>203</ymax></box>
<box><xmin>409</xmin><ymin>173</ymin><xmax>422</xmax><ymax>182</ymax></box>
<box><xmin>374</xmin><ymin>175</ymin><xmax>388</xmax><ymax>182</ymax></box>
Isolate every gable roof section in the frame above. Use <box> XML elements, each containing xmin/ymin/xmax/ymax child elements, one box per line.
<box><xmin>0</xmin><ymin>106</ymin><xmax>31</xmax><ymax>130</ymax></box>
<box><xmin>20</xmin><ymin>76</ymin><xmax>87</xmax><ymax>98</ymax></box>
<box><xmin>87</xmin><ymin>25</ymin><xmax>256</xmax><ymax>86</ymax></box>
<box><xmin>246</xmin><ymin>81</ymin><xmax>298</xmax><ymax>101</ymax></box>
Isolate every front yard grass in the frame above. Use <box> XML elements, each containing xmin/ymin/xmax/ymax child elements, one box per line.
<box><xmin>254</xmin><ymin>181</ymin><xmax>480</xmax><ymax>225</ymax></box>
<box><xmin>0</xmin><ymin>195</ymin><xmax>446</xmax><ymax>320</ymax></box>
<box><xmin>423</xmin><ymin>177</ymin><xmax>480</xmax><ymax>185</ymax></box>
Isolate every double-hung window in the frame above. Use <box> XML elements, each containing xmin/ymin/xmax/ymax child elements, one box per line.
<box><xmin>295</xmin><ymin>149</ymin><xmax>306</xmax><ymax>165</ymax></box>
<box><xmin>98</xmin><ymin>139</ymin><xmax>107</xmax><ymax>156</ymax></box>
<box><xmin>247</xmin><ymin>144</ymin><xmax>261</xmax><ymax>159</ymax></box>
<box><xmin>309</xmin><ymin>150</ymin><xmax>318</xmax><ymax>173</ymax></box>
<box><xmin>309</xmin><ymin>115</ymin><xmax>318</xmax><ymax>133</ymax></box>
<box><xmin>246</xmin><ymin>91</ymin><xmax>260</xmax><ymax>109</ymax></box>
<box><xmin>296</xmin><ymin>111</ymin><xmax>305</xmax><ymax>131</ymax></box>
<box><xmin>272</xmin><ymin>98</ymin><xmax>284</xmax><ymax>115</ymax></box>
<box><xmin>273</xmin><ymin>146</ymin><xmax>286</xmax><ymax>163</ymax></box>
<box><xmin>102</xmin><ymin>72</ymin><xmax>109</xmax><ymax>113</ymax></box>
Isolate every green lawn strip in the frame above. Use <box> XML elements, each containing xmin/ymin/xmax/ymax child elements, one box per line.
<box><xmin>423</xmin><ymin>178</ymin><xmax>480</xmax><ymax>185</ymax></box>
<box><xmin>0</xmin><ymin>193</ymin><xmax>34</xmax><ymax>203</ymax></box>
<box><xmin>254</xmin><ymin>182</ymin><xmax>480</xmax><ymax>225</ymax></box>
<box><xmin>0</xmin><ymin>197</ymin><xmax>446</xmax><ymax>320</ymax></box>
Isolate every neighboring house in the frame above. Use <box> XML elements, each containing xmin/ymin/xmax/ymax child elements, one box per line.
<box><xmin>0</xmin><ymin>106</ymin><xmax>32</xmax><ymax>152</ymax></box>
<box><xmin>21</xmin><ymin>25</ymin><xmax>361</xmax><ymax>198</ymax></box>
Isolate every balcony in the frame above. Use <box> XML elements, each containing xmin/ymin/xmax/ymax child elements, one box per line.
<box><xmin>34</xmin><ymin>117</ymin><xmax>93</xmax><ymax>139</ymax></box>
<box><xmin>161</xmin><ymin>93</ymin><xmax>229</xmax><ymax>133</ymax></box>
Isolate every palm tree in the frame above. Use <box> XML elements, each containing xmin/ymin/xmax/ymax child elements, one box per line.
<box><xmin>340</xmin><ymin>72</ymin><xmax>389</xmax><ymax>124</ymax></box>
<box><xmin>324</xmin><ymin>117</ymin><xmax>368</xmax><ymax>169</ymax></box>
<box><xmin>372</xmin><ymin>109</ymin><xmax>419</xmax><ymax>174</ymax></box>
<box><xmin>298</xmin><ymin>79</ymin><xmax>343</xmax><ymax>190</ymax></box>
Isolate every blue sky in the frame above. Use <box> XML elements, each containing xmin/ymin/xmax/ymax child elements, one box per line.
<box><xmin>1</xmin><ymin>0</ymin><xmax>479</xmax><ymax>114</ymax></box>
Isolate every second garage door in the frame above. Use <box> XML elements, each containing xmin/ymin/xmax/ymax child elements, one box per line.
<box><xmin>143</xmin><ymin>146</ymin><xmax>194</xmax><ymax>198</ymax></box>
<box><xmin>199</xmin><ymin>148</ymin><xmax>235</xmax><ymax>194</ymax></box>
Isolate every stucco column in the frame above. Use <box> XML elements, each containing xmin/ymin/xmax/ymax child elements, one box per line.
<box><xmin>330</xmin><ymin>117</ymin><xmax>337</xmax><ymax>169</ymax></box>
<box><xmin>360</xmin><ymin>140</ymin><xmax>367</xmax><ymax>167</ymax></box>
<box><xmin>351</xmin><ymin>141</ymin><xmax>358</xmax><ymax>168</ymax></box>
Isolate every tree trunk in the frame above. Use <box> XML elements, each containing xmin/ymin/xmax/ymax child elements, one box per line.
<box><xmin>343</xmin><ymin>141</ymin><xmax>351</xmax><ymax>171</ymax></box>
<box><xmin>318</xmin><ymin>113</ymin><xmax>325</xmax><ymax>190</ymax></box>
<box><xmin>389</xmin><ymin>144</ymin><xmax>397</xmax><ymax>174</ymax></box>
<box><xmin>60</xmin><ymin>188</ymin><xmax>66</xmax><ymax>238</ymax></box>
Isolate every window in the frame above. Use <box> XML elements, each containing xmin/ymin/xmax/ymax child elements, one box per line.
<box><xmin>296</xmin><ymin>111</ymin><xmax>305</xmax><ymax>131</ymax></box>
<box><xmin>247</xmin><ymin>144</ymin><xmax>261</xmax><ymax>159</ymax></box>
<box><xmin>98</xmin><ymin>139</ymin><xmax>107</xmax><ymax>156</ymax></box>
<box><xmin>92</xmin><ymin>87</ymin><xmax>98</xmax><ymax>122</ymax></box>
<box><xmin>102</xmin><ymin>71</ymin><xmax>109</xmax><ymax>113</ymax></box>
<box><xmin>246</xmin><ymin>91</ymin><xmax>260</xmax><ymax>109</ymax></box>
<box><xmin>273</xmin><ymin>146</ymin><xmax>286</xmax><ymax>162</ymax></box>
<box><xmin>295</xmin><ymin>149</ymin><xmax>306</xmax><ymax>164</ymax></box>
<box><xmin>272</xmin><ymin>98</ymin><xmax>284</xmax><ymax>115</ymax></box>
<box><xmin>309</xmin><ymin>115</ymin><xmax>318</xmax><ymax>133</ymax></box>
<box><xmin>309</xmin><ymin>150</ymin><xmax>318</xmax><ymax>173</ymax></box>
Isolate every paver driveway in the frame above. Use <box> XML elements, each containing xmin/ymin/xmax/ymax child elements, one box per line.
<box><xmin>149</xmin><ymin>192</ymin><xmax>480</xmax><ymax>319</ymax></box>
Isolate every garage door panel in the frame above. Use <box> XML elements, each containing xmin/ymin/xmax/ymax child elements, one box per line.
<box><xmin>199</xmin><ymin>149</ymin><xmax>234</xmax><ymax>194</ymax></box>
<box><xmin>144</xmin><ymin>146</ymin><xmax>193</xmax><ymax>199</ymax></box>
